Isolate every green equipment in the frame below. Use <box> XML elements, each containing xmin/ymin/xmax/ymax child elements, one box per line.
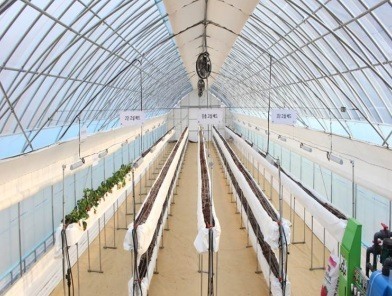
<box><xmin>338</xmin><ymin>218</ymin><xmax>362</xmax><ymax>296</ymax></box>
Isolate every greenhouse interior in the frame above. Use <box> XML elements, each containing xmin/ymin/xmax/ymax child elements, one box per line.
<box><xmin>0</xmin><ymin>0</ymin><xmax>391</xmax><ymax>295</ymax></box>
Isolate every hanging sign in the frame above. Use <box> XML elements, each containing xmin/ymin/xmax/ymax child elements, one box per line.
<box><xmin>197</xmin><ymin>108</ymin><xmax>223</xmax><ymax>124</ymax></box>
<box><xmin>271</xmin><ymin>109</ymin><xmax>297</xmax><ymax>125</ymax></box>
<box><xmin>120</xmin><ymin>111</ymin><xmax>145</xmax><ymax>126</ymax></box>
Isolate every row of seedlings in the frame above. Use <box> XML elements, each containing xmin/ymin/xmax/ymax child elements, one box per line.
<box><xmin>194</xmin><ymin>129</ymin><xmax>221</xmax><ymax>296</ymax></box>
<box><xmin>213</xmin><ymin>126</ymin><xmax>289</xmax><ymax>296</ymax></box>
<box><xmin>124</xmin><ymin>128</ymin><xmax>189</xmax><ymax>296</ymax></box>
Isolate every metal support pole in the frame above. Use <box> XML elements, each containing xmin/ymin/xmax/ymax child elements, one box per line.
<box><xmin>18</xmin><ymin>202</ymin><xmax>23</xmax><ymax>278</ymax></box>
<box><xmin>200</xmin><ymin>254</ymin><xmax>203</xmax><ymax>296</ymax></box>
<box><xmin>74</xmin><ymin>174</ymin><xmax>77</xmax><ymax>206</ymax></box>
<box><xmin>240</xmin><ymin>196</ymin><xmax>245</xmax><ymax>229</ymax></box>
<box><xmin>104</xmin><ymin>204</ymin><xmax>117</xmax><ymax>249</ymax></box>
<box><xmin>87</xmin><ymin>229</ymin><xmax>91</xmax><ymax>271</ymax></box>
<box><xmin>309</xmin><ymin>216</ymin><xmax>325</xmax><ymax>270</ymax></box>
<box><xmin>87</xmin><ymin>219</ymin><xmax>104</xmax><ymax>273</ymax></box>
<box><xmin>255</xmin><ymin>243</ymin><xmax>262</xmax><ymax>274</ymax></box>
<box><xmin>235</xmin><ymin>191</ymin><xmax>239</xmax><ymax>214</ymax></box>
<box><xmin>292</xmin><ymin>197</ymin><xmax>306</xmax><ymax>244</ymax></box>
<box><xmin>230</xmin><ymin>183</ymin><xmax>235</xmax><ymax>203</ymax></box>
<box><xmin>136</xmin><ymin>170</ymin><xmax>142</xmax><ymax>204</ymax></box>
<box><xmin>61</xmin><ymin>165</ymin><xmax>66</xmax><ymax>294</ymax></box>
<box><xmin>160</xmin><ymin>232</ymin><xmax>164</xmax><ymax>249</ymax></box>
<box><xmin>154</xmin><ymin>257</ymin><xmax>159</xmax><ymax>275</ymax></box>
<box><xmin>246</xmin><ymin>202</ymin><xmax>252</xmax><ymax>248</ymax></box>
<box><xmin>351</xmin><ymin>160</ymin><xmax>355</xmax><ymax>218</ymax></box>
<box><xmin>215</xmin><ymin>252</ymin><xmax>219</xmax><ymax>296</ymax></box>
<box><xmin>164</xmin><ymin>215</ymin><xmax>170</xmax><ymax>231</ymax></box>
<box><xmin>76</xmin><ymin>243</ymin><xmax>80</xmax><ymax>295</ymax></box>
<box><xmin>103</xmin><ymin>212</ymin><xmax>107</xmax><ymax>247</ymax></box>
<box><xmin>51</xmin><ymin>185</ymin><xmax>55</xmax><ymax>243</ymax></box>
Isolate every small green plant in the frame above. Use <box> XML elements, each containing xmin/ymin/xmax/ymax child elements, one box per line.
<box><xmin>63</xmin><ymin>160</ymin><xmax>133</xmax><ymax>229</ymax></box>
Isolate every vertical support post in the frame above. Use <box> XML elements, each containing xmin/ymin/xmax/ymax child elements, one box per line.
<box><xmin>90</xmin><ymin>165</ymin><xmax>93</xmax><ymax>188</ymax></box>
<box><xmin>266</xmin><ymin>55</ymin><xmax>272</xmax><ymax>155</ymax></box>
<box><xmin>310</xmin><ymin>215</ymin><xmax>314</xmax><ymax>269</ymax></box>
<box><xmin>87</xmin><ymin>229</ymin><xmax>91</xmax><ymax>270</ymax></box>
<box><xmin>215</xmin><ymin>252</ymin><xmax>219</xmax><ymax>296</ymax></box>
<box><xmin>87</xmin><ymin>220</ymin><xmax>104</xmax><ymax>273</ymax></box>
<box><xmin>113</xmin><ymin>151</ymin><xmax>115</xmax><ymax>175</ymax></box>
<box><xmin>103</xmin><ymin>212</ymin><xmax>107</xmax><ymax>247</ymax></box>
<box><xmin>278</xmin><ymin>159</ymin><xmax>287</xmax><ymax>293</ymax></box>
<box><xmin>61</xmin><ymin>165</ymin><xmax>66</xmax><ymax>295</ymax></box>
<box><xmin>255</xmin><ymin>233</ymin><xmax>262</xmax><ymax>274</ymax></box>
<box><xmin>77</xmin><ymin>242</ymin><xmax>80</xmax><ymax>295</ymax></box>
<box><xmin>309</xmin><ymin>216</ymin><xmax>325</xmax><ymax>270</ymax></box>
<box><xmin>240</xmin><ymin>195</ymin><xmax>245</xmax><ymax>229</ymax></box>
<box><xmin>303</xmin><ymin>208</ymin><xmax>306</xmax><ymax>243</ymax></box>
<box><xmin>389</xmin><ymin>200</ymin><xmax>392</xmax><ymax>231</ymax></box>
<box><xmin>351</xmin><ymin>160</ymin><xmax>355</xmax><ymax>218</ymax></box>
<box><xmin>51</xmin><ymin>185</ymin><xmax>55</xmax><ymax>243</ymax></box>
<box><xmin>200</xmin><ymin>254</ymin><xmax>203</xmax><ymax>296</ymax></box>
<box><xmin>18</xmin><ymin>202</ymin><xmax>23</xmax><ymax>278</ymax></box>
<box><xmin>98</xmin><ymin>218</ymin><xmax>103</xmax><ymax>272</ymax></box>
<box><xmin>235</xmin><ymin>191</ymin><xmax>239</xmax><ymax>214</ymax></box>
<box><xmin>292</xmin><ymin>197</ymin><xmax>305</xmax><ymax>245</ymax></box>
<box><xmin>103</xmin><ymin>157</ymin><xmax>106</xmax><ymax>181</ymax></box>
<box><xmin>132</xmin><ymin>169</ymin><xmax>136</xmax><ymax>223</ymax></box>
<box><xmin>74</xmin><ymin>174</ymin><xmax>77</xmax><ymax>206</ymax></box>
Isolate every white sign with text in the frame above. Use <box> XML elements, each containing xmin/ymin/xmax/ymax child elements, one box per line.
<box><xmin>120</xmin><ymin>111</ymin><xmax>145</xmax><ymax>126</ymax></box>
<box><xmin>271</xmin><ymin>109</ymin><xmax>297</xmax><ymax>125</ymax></box>
<box><xmin>197</xmin><ymin>108</ymin><xmax>223</xmax><ymax>124</ymax></box>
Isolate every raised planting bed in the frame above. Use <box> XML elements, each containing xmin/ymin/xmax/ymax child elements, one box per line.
<box><xmin>227</xmin><ymin>126</ymin><xmax>347</xmax><ymax>220</ymax></box>
<box><xmin>194</xmin><ymin>130</ymin><xmax>221</xmax><ymax>254</ymax></box>
<box><xmin>135</xmin><ymin>128</ymin><xmax>188</xmax><ymax>227</ymax></box>
<box><xmin>213</xmin><ymin>134</ymin><xmax>279</xmax><ymax>279</ymax></box>
<box><xmin>125</xmin><ymin>128</ymin><xmax>188</xmax><ymax>295</ymax></box>
<box><xmin>215</xmin><ymin>127</ymin><xmax>279</xmax><ymax>222</ymax></box>
<box><xmin>200</xmin><ymin>130</ymin><xmax>215</xmax><ymax>228</ymax></box>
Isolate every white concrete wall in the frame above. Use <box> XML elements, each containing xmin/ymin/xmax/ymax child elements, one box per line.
<box><xmin>230</xmin><ymin>113</ymin><xmax>392</xmax><ymax>200</ymax></box>
<box><xmin>168</xmin><ymin>90</ymin><xmax>228</xmax><ymax>141</ymax></box>
<box><xmin>0</xmin><ymin>115</ymin><xmax>167</xmax><ymax>211</ymax></box>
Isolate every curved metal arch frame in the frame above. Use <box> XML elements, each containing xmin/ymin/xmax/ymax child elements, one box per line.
<box><xmin>211</xmin><ymin>0</ymin><xmax>387</xmax><ymax>144</ymax></box>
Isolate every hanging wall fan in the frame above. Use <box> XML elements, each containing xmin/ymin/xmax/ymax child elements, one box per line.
<box><xmin>196</xmin><ymin>52</ymin><xmax>211</xmax><ymax>79</ymax></box>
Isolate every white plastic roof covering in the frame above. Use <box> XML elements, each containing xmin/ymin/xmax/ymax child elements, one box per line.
<box><xmin>0</xmin><ymin>0</ymin><xmax>391</xmax><ymax>158</ymax></box>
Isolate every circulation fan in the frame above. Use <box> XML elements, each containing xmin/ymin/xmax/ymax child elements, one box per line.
<box><xmin>196</xmin><ymin>52</ymin><xmax>211</xmax><ymax>79</ymax></box>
